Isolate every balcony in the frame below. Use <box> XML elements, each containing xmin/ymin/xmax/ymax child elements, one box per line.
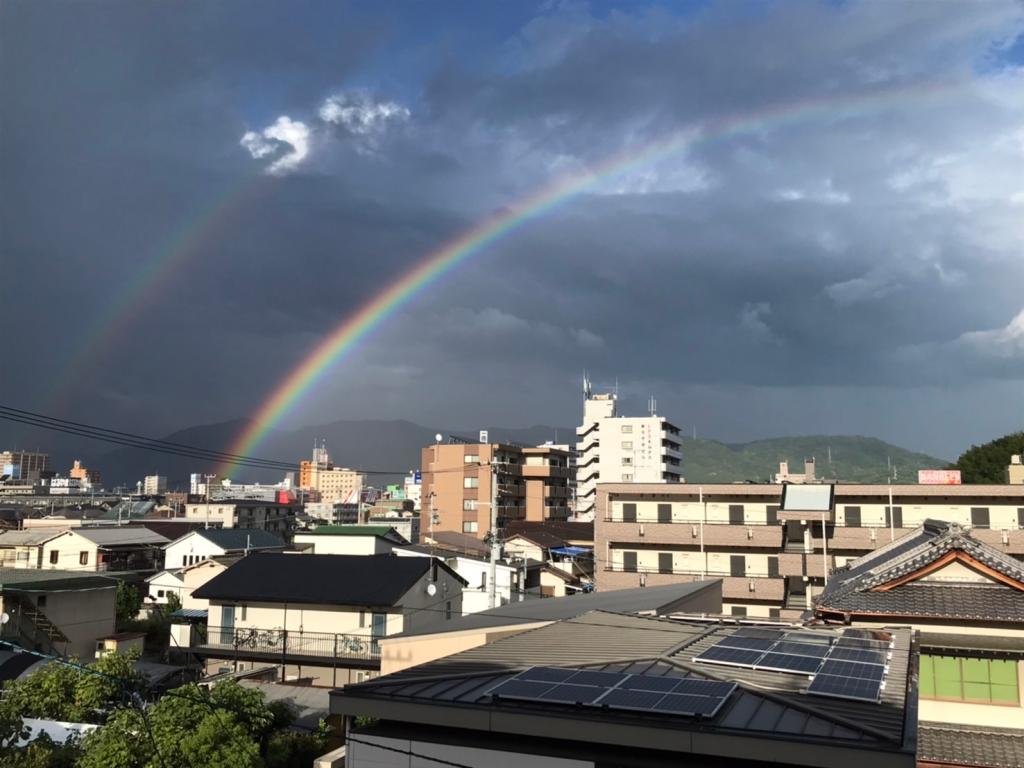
<box><xmin>190</xmin><ymin>626</ymin><xmax>381</xmax><ymax>668</ymax></box>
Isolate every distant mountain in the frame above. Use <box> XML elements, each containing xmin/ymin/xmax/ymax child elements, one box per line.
<box><xmin>680</xmin><ymin>435</ymin><xmax>947</xmax><ymax>484</ymax></box>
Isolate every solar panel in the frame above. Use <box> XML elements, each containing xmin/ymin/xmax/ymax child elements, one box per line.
<box><xmin>770</xmin><ymin>641</ymin><xmax>831</xmax><ymax>658</ymax></box>
<box><xmin>755</xmin><ymin>653</ymin><xmax>824</xmax><ymax>674</ymax></box>
<box><xmin>671</xmin><ymin>679</ymin><xmax>737</xmax><ymax>698</ymax></box>
<box><xmin>828</xmin><ymin>646</ymin><xmax>889</xmax><ymax>665</ymax></box>
<box><xmin>657</xmin><ymin>693</ymin><xmax>723</xmax><ymax>717</ymax></box>
<box><xmin>783</xmin><ymin>632</ymin><xmax>834</xmax><ymax>647</ymax></box>
<box><xmin>732</xmin><ymin>627</ymin><xmax>785</xmax><ymax>640</ymax></box>
<box><xmin>816</xmin><ymin>660</ymin><xmax>885</xmax><ymax>683</ymax></box>
<box><xmin>518</xmin><ymin>667</ymin><xmax>578</xmax><ymax>683</ymax></box>
<box><xmin>693</xmin><ymin>645</ymin><xmax>766</xmax><ymax>667</ymax></box>
<box><xmin>620</xmin><ymin>675</ymin><xmax>682</xmax><ymax>692</ymax></box>
<box><xmin>806</xmin><ymin>673</ymin><xmax>882</xmax><ymax>703</ymax></box>
<box><xmin>535</xmin><ymin>684</ymin><xmax>608</xmax><ymax>705</ymax></box>
<box><xmin>716</xmin><ymin>635</ymin><xmax>777</xmax><ymax>651</ymax></box>
<box><xmin>564</xmin><ymin>670</ymin><xmax>627</xmax><ymax>687</ymax></box>
<box><xmin>834</xmin><ymin>637</ymin><xmax>891</xmax><ymax>650</ymax></box>
<box><xmin>489</xmin><ymin>679</ymin><xmax>555</xmax><ymax>700</ymax></box>
<box><xmin>597</xmin><ymin>688</ymin><xmax>667</xmax><ymax>710</ymax></box>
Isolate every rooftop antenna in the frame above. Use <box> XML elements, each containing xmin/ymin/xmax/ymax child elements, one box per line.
<box><xmin>648</xmin><ymin>395</ymin><xmax>657</xmax><ymax>416</ymax></box>
<box><xmin>614</xmin><ymin>378</ymin><xmax>619</xmax><ymax>399</ymax></box>
<box><xmin>582</xmin><ymin>370</ymin><xmax>592</xmax><ymax>399</ymax></box>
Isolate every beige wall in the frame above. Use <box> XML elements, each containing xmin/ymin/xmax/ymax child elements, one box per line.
<box><xmin>182</xmin><ymin>560</ymin><xmax>229</xmax><ymax>611</ymax></box>
<box><xmin>42</xmin><ymin>532</ymin><xmax>100</xmax><ymax>571</ymax></box>
<box><xmin>503</xmin><ymin>536</ymin><xmax>544</xmax><ymax>562</ymax></box>
<box><xmin>292</xmin><ymin>534</ymin><xmax>394</xmax><ymax>555</ymax></box>
<box><xmin>380</xmin><ymin>623</ymin><xmax>549</xmax><ymax>675</ymax></box>
<box><xmin>1</xmin><ymin>586</ymin><xmax>115</xmax><ymax>660</ymax></box>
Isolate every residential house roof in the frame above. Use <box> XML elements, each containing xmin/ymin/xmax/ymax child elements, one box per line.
<box><xmin>423</xmin><ymin>531</ymin><xmax>490</xmax><ymax>557</ymax></box>
<box><xmin>180</xmin><ymin>528</ymin><xmax>285</xmax><ymax>552</ymax></box>
<box><xmin>333</xmin><ymin>612</ymin><xmax>915</xmax><ymax>766</ymax></box>
<box><xmin>193</xmin><ymin>552</ymin><xmax>468</xmax><ymax>607</ymax></box>
<box><xmin>918</xmin><ymin>722</ymin><xmax>1024</xmax><ymax>768</ymax></box>
<box><xmin>298</xmin><ymin>525</ymin><xmax>407</xmax><ymax>543</ymax></box>
<box><xmin>129</xmin><ymin>520</ymin><xmax>213</xmax><ymax>539</ymax></box>
<box><xmin>391</xmin><ymin>580</ymin><xmax>721</xmax><ymax>638</ymax></box>
<box><xmin>504</xmin><ymin>530</ymin><xmax>567</xmax><ymax>549</ymax></box>
<box><xmin>503</xmin><ymin>520</ymin><xmax>594</xmax><ymax>543</ymax></box>
<box><xmin>0</xmin><ymin>568</ymin><xmax>118</xmax><ymax>592</ymax></box>
<box><xmin>61</xmin><ymin>527</ymin><xmax>169</xmax><ymax>547</ymax></box>
<box><xmin>0</xmin><ymin>529</ymin><xmax>66</xmax><ymax>546</ymax></box>
<box><xmin>816</xmin><ymin>519</ymin><xmax>1024</xmax><ymax>622</ymax></box>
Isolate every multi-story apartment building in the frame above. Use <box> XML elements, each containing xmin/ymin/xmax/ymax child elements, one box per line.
<box><xmin>0</xmin><ymin>450</ymin><xmax>50</xmax><ymax>481</ymax></box>
<box><xmin>297</xmin><ymin>443</ymin><xmax>364</xmax><ymax>504</ymax></box>
<box><xmin>420</xmin><ymin>437</ymin><xmax>571</xmax><ymax>539</ymax></box>
<box><xmin>69</xmin><ymin>460</ymin><xmax>101</xmax><ymax>488</ymax></box>
<box><xmin>596</xmin><ymin>481</ymin><xmax>1024</xmax><ymax>619</ymax></box>
<box><xmin>575</xmin><ymin>388</ymin><xmax>682</xmax><ymax>520</ymax></box>
<box><xmin>182</xmin><ymin>499</ymin><xmax>299</xmax><ymax>534</ymax></box>
<box><xmin>143</xmin><ymin>475</ymin><xmax>167</xmax><ymax>495</ymax></box>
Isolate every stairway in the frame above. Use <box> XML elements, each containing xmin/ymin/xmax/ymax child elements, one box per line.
<box><xmin>3</xmin><ymin>593</ymin><xmax>68</xmax><ymax>655</ymax></box>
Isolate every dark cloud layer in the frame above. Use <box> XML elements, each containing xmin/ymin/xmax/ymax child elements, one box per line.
<box><xmin>2</xmin><ymin>0</ymin><xmax>1024</xmax><ymax>463</ymax></box>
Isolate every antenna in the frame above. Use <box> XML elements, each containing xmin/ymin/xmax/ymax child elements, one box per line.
<box><xmin>614</xmin><ymin>378</ymin><xmax>619</xmax><ymax>399</ymax></box>
<box><xmin>582</xmin><ymin>370</ymin><xmax>592</xmax><ymax>399</ymax></box>
<box><xmin>648</xmin><ymin>395</ymin><xmax>657</xmax><ymax>416</ymax></box>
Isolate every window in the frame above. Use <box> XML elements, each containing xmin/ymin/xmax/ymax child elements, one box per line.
<box><xmin>621</xmin><ymin>441</ymin><xmax>633</xmax><ymax>450</ymax></box>
<box><xmin>730</xmin><ymin>606</ymin><xmax>748</xmax><ymax>617</ymax></box>
<box><xmin>622</xmin><ymin>551</ymin><xmax>637</xmax><ymax>573</ymax></box>
<box><xmin>728</xmin><ymin>505</ymin><xmax>744</xmax><ymax>525</ymax></box>
<box><xmin>462</xmin><ymin>500</ymin><xmax>477</xmax><ymax>511</ymax></box>
<box><xmin>359</xmin><ymin>611</ymin><xmax>366</xmax><ymax>628</ymax></box>
<box><xmin>657</xmin><ymin>503</ymin><xmax>671</xmax><ymax>523</ymax></box>
<box><xmin>767</xmin><ymin>556</ymin><xmax>779</xmax><ymax>578</ymax></box>
<box><xmin>464</xmin><ymin>454</ymin><xmax>479</xmax><ymax>463</ymax></box>
<box><xmin>658</xmin><ymin>553</ymin><xmax>673</xmax><ymax>574</ymax></box>
<box><xmin>766</xmin><ymin>505</ymin><xmax>779</xmax><ymax>526</ymax></box>
<box><xmin>885</xmin><ymin>506</ymin><xmax>903</xmax><ymax>529</ymax></box>
<box><xmin>730</xmin><ymin>555</ymin><xmax>745</xmax><ymax>577</ymax></box>
<box><xmin>463</xmin><ymin>477</ymin><xmax>479</xmax><ymax>489</ymax></box>
<box><xmin>157</xmin><ymin>590</ymin><xmax>165</xmax><ymax>598</ymax></box>
<box><xmin>919</xmin><ymin>655</ymin><xmax>1019</xmax><ymax>705</ymax></box>
<box><xmin>971</xmin><ymin>507</ymin><xmax>990</xmax><ymax>529</ymax></box>
<box><xmin>1019</xmin><ymin>508</ymin><xmax>1024</xmax><ymax>529</ymax></box>
<box><xmin>845</xmin><ymin>506</ymin><xmax>862</xmax><ymax>528</ymax></box>
<box><xmin>49</xmin><ymin>550</ymin><xmax>58</xmax><ymax>565</ymax></box>
<box><xmin>621</xmin><ymin>425</ymin><xmax>632</xmax><ymax>434</ymax></box>
<box><xmin>462</xmin><ymin>521</ymin><xmax>478</xmax><ymax>534</ymax></box>
<box><xmin>79</xmin><ymin>551</ymin><xmax>89</xmax><ymax>566</ymax></box>
<box><xmin>480</xmin><ymin>572</ymin><xmax>487</xmax><ymax>590</ymax></box>
<box><xmin>769</xmin><ymin>608</ymin><xmax>781</xmax><ymax>619</ymax></box>
<box><xmin>240</xmin><ymin>606</ymin><xmax>247</xmax><ymax>621</ymax></box>
<box><xmin>622</xmin><ymin>503</ymin><xmax>637</xmax><ymax>522</ymax></box>
<box><xmin>622</xmin><ymin>456</ymin><xmax>633</xmax><ymax>466</ymax></box>
<box><xmin>621</xmin><ymin>474</ymin><xmax>633</xmax><ymax>481</ymax></box>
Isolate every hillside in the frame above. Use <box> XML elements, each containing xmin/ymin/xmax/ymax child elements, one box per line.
<box><xmin>681</xmin><ymin>435</ymin><xmax>946</xmax><ymax>484</ymax></box>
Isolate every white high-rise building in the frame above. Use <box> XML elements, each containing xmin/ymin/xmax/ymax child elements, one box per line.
<box><xmin>575</xmin><ymin>380</ymin><xmax>682</xmax><ymax>520</ymax></box>
<box><xmin>143</xmin><ymin>475</ymin><xmax>168</xmax><ymax>495</ymax></box>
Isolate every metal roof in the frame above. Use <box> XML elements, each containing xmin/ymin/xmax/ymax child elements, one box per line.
<box><xmin>63</xmin><ymin>527</ymin><xmax>169</xmax><ymax>546</ymax></box>
<box><xmin>0</xmin><ymin>529</ymin><xmax>66</xmax><ymax>546</ymax></box>
<box><xmin>918</xmin><ymin>722</ymin><xmax>1024</xmax><ymax>768</ymax></box>
<box><xmin>0</xmin><ymin>568</ymin><xmax>118</xmax><ymax>592</ymax></box>
<box><xmin>390</xmin><ymin>580</ymin><xmax>721</xmax><ymax>638</ymax></box>
<box><xmin>333</xmin><ymin>613</ymin><xmax>915</xmax><ymax>766</ymax></box>
<box><xmin>297</xmin><ymin>525</ymin><xmax>406</xmax><ymax>542</ymax></box>
<box><xmin>185</xmin><ymin>528</ymin><xmax>285</xmax><ymax>551</ymax></box>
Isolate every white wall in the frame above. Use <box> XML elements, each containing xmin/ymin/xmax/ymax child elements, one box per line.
<box><xmin>394</xmin><ymin>549</ymin><xmax>512</xmax><ymax>615</ymax></box>
<box><xmin>165</xmin><ymin>533</ymin><xmax>228</xmax><ymax>569</ymax></box>
<box><xmin>146</xmin><ymin>570</ymin><xmax>185</xmax><ymax>604</ymax></box>
<box><xmin>348</xmin><ymin>733</ymin><xmax>592</xmax><ymax>768</ymax></box>
<box><xmin>292</xmin><ymin>534</ymin><xmax>395</xmax><ymax>556</ymax></box>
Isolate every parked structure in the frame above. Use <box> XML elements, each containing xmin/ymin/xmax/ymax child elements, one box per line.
<box><xmin>595</xmin><ymin>482</ymin><xmax>1024</xmax><ymax>618</ymax></box>
<box><xmin>420</xmin><ymin>436</ymin><xmax>571</xmax><ymax>539</ymax></box>
<box><xmin>184</xmin><ymin>552</ymin><xmax>467</xmax><ymax>686</ymax></box>
<box><xmin>575</xmin><ymin>384</ymin><xmax>682</xmax><ymax>520</ymax></box>
<box><xmin>333</xmin><ymin>613</ymin><xmax>916</xmax><ymax>768</ymax></box>
<box><xmin>816</xmin><ymin>519</ymin><xmax>1024</xmax><ymax>767</ymax></box>
<box><xmin>293</xmin><ymin>526</ymin><xmax>408</xmax><ymax>556</ymax></box>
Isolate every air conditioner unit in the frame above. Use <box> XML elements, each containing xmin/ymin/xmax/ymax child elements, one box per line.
<box><xmin>747</xmin><ymin>528</ymin><xmax>753</xmax><ymax>540</ymax></box>
<box><xmin>639</xmin><ymin>524</ymin><xmax>644</xmax><ymax>537</ymax></box>
<box><xmin>870</xmin><ymin>529</ymin><xmax>876</xmax><ymax>542</ymax></box>
<box><xmin>691</xmin><ymin>525</ymin><xmax>697</xmax><ymax>538</ymax></box>
<box><xmin>748</xmin><ymin>579</ymin><xmax>755</xmax><ymax>592</ymax></box>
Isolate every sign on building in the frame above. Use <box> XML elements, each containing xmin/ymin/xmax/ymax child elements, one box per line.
<box><xmin>917</xmin><ymin>469</ymin><xmax>962</xmax><ymax>485</ymax></box>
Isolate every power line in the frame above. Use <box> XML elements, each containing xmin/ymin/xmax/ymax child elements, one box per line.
<box><xmin>346</xmin><ymin>735</ymin><xmax>478</xmax><ymax>768</ymax></box>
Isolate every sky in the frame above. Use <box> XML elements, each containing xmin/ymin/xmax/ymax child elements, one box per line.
<box><xmin>2</xmin><ymin>0</ymin><xmax>1024</xmax><ymax>461</ymax></box>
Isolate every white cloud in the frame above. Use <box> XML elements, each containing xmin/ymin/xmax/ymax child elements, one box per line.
<box><xmin>739</xmin><ymin>302</ymin><xmax>780</xmax><ymax>344</ymax></box>
<box><xmin>955</xmin><ymin>309</ymin><xmax>1024</xmax><ymax>358</ymax></box>
<box><xmin>826</xmin><ymin>273</ymin><xmax>901</xmax><ymax>306</ymax></box>
<box><xmin>319</xmin><ymin>92</ymin><xmax>410</xmax><ymax>137</ymax></box>
<box><xmin>239</xmin><ymin>116</ymin><xmax>311</xmax><ymax>175</ymax></box>
<box><xmin>571</xmin><ymin>328</ymin><xmax>605</xmax><ymax>348</ymax></box>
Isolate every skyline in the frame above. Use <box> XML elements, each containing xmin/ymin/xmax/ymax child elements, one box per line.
<box><xmin>4</xmin><ymin>1</ymin><xmax>1024</xmax><ymax>460</ymax></box>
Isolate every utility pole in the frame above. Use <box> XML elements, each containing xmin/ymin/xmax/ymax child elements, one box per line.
<box><xmin>203</xmin><ymin>473</ymin><xmax>216</xmax><ymax>529</ymax></box>
<box><xmin>488</xmin><ymin>459</ymin><xmax>499</xmax><ymax>609</ymax></box>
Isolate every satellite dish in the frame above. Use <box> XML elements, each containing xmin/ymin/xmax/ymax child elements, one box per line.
<box><xmin>434</xmin><ymin>433</ymin><xmax>443</xmax><ymax>444</ymax></box>
<box><xmin>426</xmin><ymin>583</ymin><xmax>437</xmax><ymax>597</ymax></box>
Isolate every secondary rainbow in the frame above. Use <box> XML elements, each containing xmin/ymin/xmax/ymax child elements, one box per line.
<box><xmin>217</xmin><ymin>77</ymin><xmax>963</xmax><ymax>470</ymax></box>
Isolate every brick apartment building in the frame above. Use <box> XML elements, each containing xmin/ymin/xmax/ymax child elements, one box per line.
<box><xmin>595</xmin><ymin>482</ymin><xmax>1024</xmax><ymax>619</ymax></box>
<box><xmin>421</xmin><ymin>437</ymin><xmax>571</xmax><ymax>539</ymax></box>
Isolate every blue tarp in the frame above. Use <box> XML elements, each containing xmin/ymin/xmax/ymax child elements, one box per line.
<box><xmin>549</xmin><ymin>546</ymin><xmax>592</xmax><ymax>557</ymax></box>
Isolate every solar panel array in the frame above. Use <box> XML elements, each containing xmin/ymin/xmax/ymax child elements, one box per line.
<box><xmin>693</xmin><ymin>627</ymin><xmax>893</xmax><ymax>704</ymax></box>
<box><xmin>488</xmin><ymin>666</ymin><xmax>737</xmax><ymax>719</ymax></box>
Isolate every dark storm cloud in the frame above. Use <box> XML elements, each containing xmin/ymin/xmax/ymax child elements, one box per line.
<box><xmin>2</xmin><ymin>0</ymin><xmax>1024</xmax><ymax>462</ymax></box>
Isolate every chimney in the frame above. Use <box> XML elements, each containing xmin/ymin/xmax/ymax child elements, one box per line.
<box><xmin>805</xmin><ymin>458</ymin><xmax>816</xmax><ymax>482</ymax></box>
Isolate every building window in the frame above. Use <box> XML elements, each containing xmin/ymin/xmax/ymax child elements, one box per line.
<box><xmin>1018</xmin><ymin>508</ymin><xmax>1024</xmax><ymax>530</ymax></box>
<box><xmin>622</xmin><ymin>503</ymin><xmax>637</xmax><ymax>522</ymax></box>
<box><xmin>768</xmin><ymin>608</ymin><xmax>781</xmax><ymax>619</ymax></box>
<box><xmin>621</xmin><ymin>441</ymin><xmax>633</xmax><ymax>450</ymax></box>
<box><xmin>728</xmin><ymin>505</ymin><xmax>744</xmax><ymax>525</ymax></box>
<box><xmin>845</xmin><ymin>506</ymin><xmax>862</xmax><ymax>528</ymax></box>
<box><xmin>621</xmin><ymin>474</ymin><xmax>633</xmax><ymax>481</ymax></box>
<box><xmin>464</xmin><ymin>454</ymin><xmax>479</xmax><ymax>464</ymax></box>
<box><xmin>622</xmin><ymin>457</ymin><xmax>633</xmax><ymax>466</ymax></box>
<box><xmin>462</xmin><ymin>521</ymin><xmax>478</xmax><ymax>533</ymax></box>
<box><xmin>359</xmin><ymin>610</ymin><xmax>366</xmax><ymax>628</ymax></box>
<box><xmin>463</xmin><ymin>477</ymin><xmax>479</xmax><ymax>489</ymax></box>
<box><xmin>885</xmin><ymin>506</ymin><xmax>903</xmax><ymax>529</ymax></box>
<box><xmin>766</xmin><ymin>505</ymin><xmax>779</xmax><ymax>526</ymax></box>
<box><xmin>157</xmin><ymin>590</ymin><xmax>165</xmax><ymax>598</ymax></box>
<box><xmin>36</xmin><ymin>596</ymin><xmax>46</xmax><ymax>608</ymax></box>
<box><xmin>730</xmin><ymin>555</ymin><xmax>745</xmax><ymax>577</ymax></box>
<box><xmin>622</xmin><ymin>551</ymin><xmax>637</xmax><ymax>573</ymax></box>
<box><xmin>480</xmin><ymin>572</ymin><xmax>487</xmax><ymax>590</ymax></box>
<box><xmin>657</xmin><ymin>503</ymin><xmax>671</xmax><ymax>523</ymax></box>
<box><xmin>49</xmin><ymin>550</ymin><xmax>58</xmax><ymax>565</ymax></box>
<box><xmin>621</xmin><ymin>425</ymin><xmax>632</xmax><ymax>434</ymax></box>
<box><xmin>462</xmin><ymin>500</ymin><xmax>477</xmax><ymax>511</ymax></box>
<box><xmin>730</xmin><ymin>606</ymin><xmax>748</xmax><ymax>617</ymax></box>
<box><xmin>919</xmin><ymin>655</ymin><xmax>1018</xmax><ymax>705</ymax></box>
<box><xmin>767</xmin><ymin>556</ymin><xmax>779</xmax><ymax>578</ymax></box>
<box><xmin>79</xmin><ymin>551</ymin><xmax>89</xmax><ymax>566</ymax></box>
<box><xmin>658</xmin><ymin>553</ymin><xmax>673</xmax><ymax>574</ymax></box>
<box><xmin>971</xmin><ymin>507</ymin><xmax>990</xmax><ymax>529</ymax></box>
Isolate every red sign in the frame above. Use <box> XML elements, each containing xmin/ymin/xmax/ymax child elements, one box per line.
<box><xmin>917</xmin><ymin>469</ymin><xmax>962</xmax><ymax>485</ymax></box>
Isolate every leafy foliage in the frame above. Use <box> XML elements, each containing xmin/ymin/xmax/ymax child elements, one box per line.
<box><xmin>115</xmin><ymin>583</ymin><xmax>143</xmax><ymax>628</ymax></box>
<box><xmin>953</xmin><ymin>431</ymin><xmax>1024</xmax><ymax>484</ymax></box>
<box><xmin>164</xmin><ymin>592</ymin><xmax>182</xmax><ymax>615</ymax></box>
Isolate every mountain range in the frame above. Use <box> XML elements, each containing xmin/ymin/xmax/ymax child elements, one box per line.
<box><xmin>83</xmin><ymin>420</ymin><xmax>948</xmax><ymax>488</ymax></box>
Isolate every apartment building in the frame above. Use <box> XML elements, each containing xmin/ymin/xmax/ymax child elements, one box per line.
<box><xmin>0</xmin><ymin>450</ymin><xmax>50</xmax><ymax>481</ymax></box>
<box><xmin>595</xmin><ymin>482</ymin><xmax>1024</xmax><ymax>619</ymax></box>
<box><xmin>420</xmin><ymin>437</ymin><xmax>571</xmax><ymax>539</ymax></box>
<box><xmin>297</xmin><ymin>441</ymin><xmax>364</xmax><ymax>503</ymax></box>
<box><xmin>575</xmin><ymin>388</ymin><xmax>682</xmax><ymax>520</ymax></box>
<box><xmin>182</xmin><ymin>499</ymin><xmax>298</xmax><ymax>533</ymax></box>
<box><xmin>143</xmin><ymin>475</ymin><xmax>167</xmax><ymax>495</ymax></box>
<box><xmin>69</xmin><ymin>460</ymin><xmax>101</xmax><ymax>488</ymax></box>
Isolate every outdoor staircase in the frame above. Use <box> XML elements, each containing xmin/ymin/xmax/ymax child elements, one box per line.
<box><xmin>3</xmin><ymin>593</ymin><xmax>68</xmax><ymax>655</ymax></box>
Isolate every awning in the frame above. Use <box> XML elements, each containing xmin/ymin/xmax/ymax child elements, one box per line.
<box><xmin>169</xmin><ymin>608</ymin><xmax>208</xmax><ymax>621</ymax></box>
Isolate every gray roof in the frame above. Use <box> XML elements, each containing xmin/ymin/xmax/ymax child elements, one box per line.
<box><xmin>64</xmin><ymin>527</ymin><xmax>169</xmax><ymax>546</ymax></box>
<box><xmin>186</xmin><ymin>528</ymin><xmax>285</xmax><ymax>551</ymax></box>
<box><xmin>816</xmin><ymin>519</ymin><xmax>1024</xmax><ymax>622</ymax></box>
<box><xmin>333</xmin><ymin>613</ymin><xmax>915</xmax><ymax>765</ymax></box>
<box><xmin>0</xmin><ymin>529</ymin><xmax>66</xmax><ymax>546</ymax></box>
<box><xmin>0</xmin><ymin>568</ymin><xmax>118</xmax><ymax>592</ymax></box>
<box><xmin>239</xmin><ymin>681</ymin><xmax>329</xmax><ymax>730</ymax></box>
<box><xmin>918</xmin><ymin>722</ymin><xmax>1024</xmax><ymax>768</ymax></box>
<box><xmin>392</xmin><ymin>580</ymin><xmax>721</xmax><ymax>638</ymax></box>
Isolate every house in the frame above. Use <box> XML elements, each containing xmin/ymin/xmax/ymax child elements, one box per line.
<box><xmin>41</xmin><ymin>527</ymin><xmax>168</xmax><ymax>572</ymax></box>
<box><xmin>0</xmin><ymin>529</ymin><xmax>67</xmax><ymax>569</ymax></box>
<box><xmin>0</xmin><ymin>569</ymin><xmax>117</xmax><ymax>659</ymax></box>
<box><xmin>394</xmin><ymin>543</ymin><xmax>517</xmax><ymax>614</ymax></box>
<box><xmin>332</xmin><ymin>613</ymin><xmax>917</xmax><ymax>768</ymax></box>
<box><xmin>523</xmin><ymin>559</ymin><xmax>581</xmax><ymax>597</ymax></box>
<box><xmin>180</xmin><ymin>555</ymin><xmax>241</xmax><ymax>611</ymax></box>
<box><xmin>293</xmin><ymin>526</ymin><xmax>408</xmax><ymax>556</ymax></box>
<box><xmin>145</xmin><ymin>568</ymin><xmax>186</xmax><ymax>606</ymax></box>
<box><xmin>184</xmin><ymin>552</ymin><xmax>468</xmax><ymax>686</ymax></box>
<box><xmin>815</xmin><ymin>519</ymin><xmax>1024</xmax><ymax>768</ymax></box>
<box><xmin>377</xmin><ymin>580</ymin><xmax>722</xmax><ymax>674</ymax></box>
<box><xmin>421</xmin><ymin>531</ymin><xmax>490</xmax><ymax>558</ymax></box>
<box><xmin>164</xmin><ymin>528</ymin><xmax>285</xmax><ymax>569</ymax></box>
<box><xmin>182</xmin><ymin>499</ymin><xmax>299</xmax><ymax>533</ymax></box>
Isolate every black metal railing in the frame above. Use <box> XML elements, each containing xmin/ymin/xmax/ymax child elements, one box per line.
<box><xmin>198</xmin><ymin>626</ymin><xmax>381</xmax><ymax>660</ymax></box>
<box><xmin>603</xmin><ymin>565</ymin><xmax>783</xmax><ymax>579</ymax></box>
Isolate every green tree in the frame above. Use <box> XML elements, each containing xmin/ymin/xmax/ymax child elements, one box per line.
<box><xmin>953</xmin><ymin>431</ymin><xmax>1024</xmax><ymax>483</ymax></box>
<box><xmin>164</xmin><ymin>592</ymin><xmax>182</xmax><ymax>615</ymax></box>
<box><xmin>115</xmin><ymin>583</ymin><xmax>143</xmax><ymax>628</ymax></box>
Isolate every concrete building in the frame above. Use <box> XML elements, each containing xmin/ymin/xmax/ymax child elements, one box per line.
<box><xmin>1010</xmin><ymin>454</ymin><xmax>1024</xmax><ymax>485</ymax></box>
<box><xmin>293</xmin><ymin>525</ymin><xmax>408</xmax><ymax>555</ymax></box>
<box><xmin>774</xmin><ymin>458</ymin><xmax>817</xmax><ymax>484</ymax></box>
<box><xmin>420</xmin><ymin>437</ymin><xmax>571</xmax><ymax>540</ymax></box>
<box><xmin>595</xmin><ymin>481</ymin><xmax>1024</xmax><ymax>619</ymax></box>
<box><xmin>143</xmin><ymin>475</ymin><xmax>167</xmax><ymax>495</ymax></box>
<box><xmin>0</xmin><ymin>451</ymin><xmax>50</xmax><ymax>482</ymax></box>
<box><xmin>575</xmin><ymin>386</ymin><xmax>682</xmax><ymax>520</ymax></box>
<box><xmin>182</xmin><ymin>499</ymin><xmax>298</xmax><ymax>533</ymax></box>
<box><xmin>298</xmin><ymin>442</ymin><xmax>364</xmax><ymax>504</ymax></box>
<box><xmin>68</xmin><ymin>460</ymin><xmax>101</xmax><ymax>488</ymax></box>
<box><xmin>164</xmin><ymin>528</ymin><xmax>285</xmax><ymax>569</ymax></box>
<box><xmin>42</xmin><ymin>527</ymin><xmax>168</xmax><ymax>573</ymax></box>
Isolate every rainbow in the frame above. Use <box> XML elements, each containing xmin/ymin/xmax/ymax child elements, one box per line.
<box><xmin>221</xmin><ymin>77</ymin><xmax>965</xmax><ymax>473</ymax></box>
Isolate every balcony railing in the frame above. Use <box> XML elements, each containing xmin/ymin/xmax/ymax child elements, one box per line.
<box><xmin>603</xmin><ymin>516</ymin><xmax>781</xmax><ymax>527</ymax></box>
<box><xmin>195</xmin><ymin>626</ymin><xmax>381</xmax><ymax>661</ymax></box>
<box><xmin>603</xmin><ymin>565</ymin><xmax>782</xmax><ymax>579</ymax></box>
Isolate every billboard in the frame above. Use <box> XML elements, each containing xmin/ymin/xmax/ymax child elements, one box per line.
<box><xmin>918</xmin><ymin>469</ymin><xmax>962</xmax><ymax>485</ymax></box>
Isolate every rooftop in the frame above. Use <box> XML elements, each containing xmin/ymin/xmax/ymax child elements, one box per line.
<box><xmin>193</xmin><ymin>552</ymin><xmax>467</xmax><ymax>607</ymax></box>
<box><xmin>0</xmin><ymin>529</ymin><xmax>66</xmax><ymax>546</ymax></box>
<box><xmin>918</xmin><ymin>722</ymin><xmax>1024</xmax><ymax>768</ymax></box>
<box><xmin>0</xmin><ymin>568</ymin><xmax>118</xmax><ymax>592</ymax></box>
<box><xmin>182</xmin><ymin>528</ymin><xmax>285</xmax><ymax>551</ymax></box>
<box><xmin>63</xmin><ymin>527</ymin><xmax>169</xmax><ymax>547</ymax></box>
<box><xmin>297</xmin><ymin>525</ymin><xmax>407</xmax><ymax>543</ymax></box>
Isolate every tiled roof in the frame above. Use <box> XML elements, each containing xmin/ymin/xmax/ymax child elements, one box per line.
<box><xmin>503</xmin><ymin>520</ymin><xmax>594</xmax><ymax>543</ymax></box>
<box><xmin>918</xmin><ymin>722</ymin><xmax>1024</xmax><ymax>768</ymax></box>
<box><xmin>816</xmin><ymin>520</ymin><xmax>1024</xmax><ymax>622</ymax></box>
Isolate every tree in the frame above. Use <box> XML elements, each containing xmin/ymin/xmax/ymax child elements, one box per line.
<box><xmin>953</xmin><ymin>431</ymin><xmax>1024</xmax><ymax>484</ymax></box>
<box><xmin>115</xmin><ymin>583</ymin><xmax>143</xmax><ymax>628</ymax></box>
<box><xmin>164</xmin><ymin>592</ymin><xmax>182</xmax><ymax>616</ymax></box>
